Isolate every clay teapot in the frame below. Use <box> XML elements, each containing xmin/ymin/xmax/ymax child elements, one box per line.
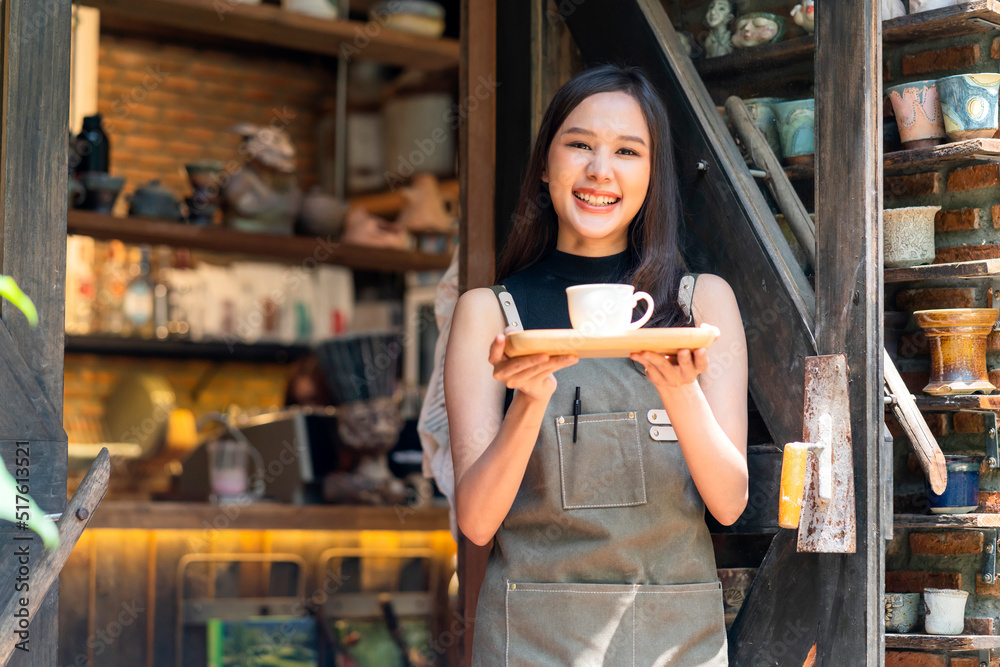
<box><xmin>129</xmin><ymin>180</ymin><xmax>182</xmax><ymax>221</ymax></box>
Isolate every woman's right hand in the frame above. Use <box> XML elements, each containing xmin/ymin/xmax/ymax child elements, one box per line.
<box><xmin>487</xmin><ymin>327</ymin><xmax>579</xmax><ymax>403</ymax></box>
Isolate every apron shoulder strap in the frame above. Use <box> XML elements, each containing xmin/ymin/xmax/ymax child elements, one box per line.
<box><xmin>678</xmin><ymin>273</ymin><xmax>700</xmax><ymax>325</ymax></box>
<box><xmin>488</xmin><ymin>285</ymin><xmax>525</xmax><ymax>332</ymax></box>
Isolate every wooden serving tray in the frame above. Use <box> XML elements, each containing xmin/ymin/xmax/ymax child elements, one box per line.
<box><xmin>505</xmin><ymin>327</ymin><xmax>718</xmax><ymax>358</ymax></box>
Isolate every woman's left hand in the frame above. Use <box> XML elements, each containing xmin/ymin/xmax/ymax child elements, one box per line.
<box><xmin>629</xmin><ymin>324</ymin><xmax>720</xmax><ymax>391</ymax></box>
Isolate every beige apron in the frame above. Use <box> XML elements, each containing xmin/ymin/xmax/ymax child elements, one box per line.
<box><xmin>471</xmin><ymin>278</ymin><xmax>728</xmax><ymax>667</ymax></box>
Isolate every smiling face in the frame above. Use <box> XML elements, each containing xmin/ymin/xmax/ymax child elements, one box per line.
<box><xmin>542</xmin><ymin>92</ymin><xmax>652</xmax><ymax>256</ymax></box>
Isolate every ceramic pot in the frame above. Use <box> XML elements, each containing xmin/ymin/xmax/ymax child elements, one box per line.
<box><xmin>128</xmin><ymin>180</ymin><xmax>182</xmax><ymax>221</ymax></box>
<box><xmin>744</xmin><ymin>98</ymin><xmax>785</xmax><ymax>160</ymax></box>
<box><xmin>883</xmin><ymin>0</ymin><xmax>907</xmax><ymax>19</ymax></box>
<box><xmin>772</xmin><ymin>99</ymin><xmax>815</xmax><ymax>165</ymax></box>
<box><xmin>909</xmin><ymin>0</ymin><xmax>959</xmax><ymax>12</ymax></box>
<box><xmin>925</xmin><ymin>455</ymin><xmax>983</xmax><ymax>514</ymax></box>
<box><xmin>883</xmin><ymin>205</ymin><xmax>939</xmax><ymax>268</ymax></box>
<box><xmin>913</xmin><ymin>308</ymin><xmax>998</xmax><ymax>395</ymax></box>
<box><xmin>281</xmin><ymin>0</ymin><xmax>338</xmax><ymax>18</ymax></box>
<box><xmin>883</xmin><ymin>115</ymin><xmax>902</xmax><ymax>153</ymax></box>
<box><xmin>924</xmin><ymin>588</ymin><xmax>969</xmax><ymax>635</ymax></box>
<box><xmin>886</xmin><ymin>81</ymin><xmax>948</xmax><ymax>149</ymax></box>
<box><xmin>884</xmin><ymin>593</ymin><xmax>921</xmax><ymax>633</ymax></box>
<box><xmin>299</xmin><ymin>188</ymin><xmax>349</xmax><ymax>237</ymax></box>
<box><xmin>79</xmin><ymin>172</ymin><xmax>125</xmax><ymax>214</ymax></box>
<box><xmin>935</xmin><ymin>73</ymin><xmax>1000</xmax><ymax>141</ymax></box>
<box><xmin>383</xmin><ymin>93</ymin><xmax>455</xmax><ymax>180</ymax></box>
<box><xmin>185</xmin><ymin>160</ymin><xmax>224</xmax><ymax>190</ymax></box>
<box><xmin>371</xmin><ymin>0</ymin><xmax>445</xmax><ymax>38</ymax></box>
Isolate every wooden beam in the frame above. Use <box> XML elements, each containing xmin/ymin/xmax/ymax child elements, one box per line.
<box><xmin>0</xmin><ymin>1</ymin><xmax>72</xmax><ymax>664</ymax></box>
<box><xmin>813</xmin><ymin>0</ymin><xmax>884</xmax><ymax>661</ymax></box>
<box><xmin>458</xmin><ymin>0</ymin><xmax>495</xmax><ymax>291</ymax></box>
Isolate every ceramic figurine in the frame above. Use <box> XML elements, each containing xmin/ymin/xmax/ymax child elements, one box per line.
<box><xmin>222</xmin><ymin>123</ymin><xmax>302</xmax><ymax>235</ymax></box>
<box><xmin>790</xmin><ymin>0</ymin><xmax>815</xmax><ymax>34</ymax></box>
<box><xmin>772</xmin><ymin>98</ymin><xmax>816</xmax><ymax>165</ymax></box>
<box><xmin>704</xmin><ymin>0</ymin><xmax>734</xmax><ymax>59</ymax></box>
<box><xmin>909</xmin><ymin>0</ymin><xmax>959</xmax><ymax>12</ymax></box>
<box><xmin>731</xmin><ymin>13</ymin><xmax>786</xmax><ymax>48</ymax></box>
<box><xmin>882</xmin><ymin>0</ymin><xmax>907</xmax><ymax>19</ymax></box>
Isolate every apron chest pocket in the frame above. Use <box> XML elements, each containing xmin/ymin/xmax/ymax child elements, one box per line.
<box><xmin>555</xmin><ymin>411</ymin><xmax>647</xmax><ymax>510</ymax></box>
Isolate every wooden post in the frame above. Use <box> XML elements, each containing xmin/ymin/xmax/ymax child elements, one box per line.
<box><xmin>814</xmin><ymin>0</ymin><xmax>884</xmax><ymax>662</ymax></box>
<box><xmin>0</xmin><ymin>1</ymin><xmax>71</xmax><ymax>665</ymax></box>
<box><xmin>458</xmin><ymin>1</ymin><xmax>496</xmax><ymax>664</ymax></box>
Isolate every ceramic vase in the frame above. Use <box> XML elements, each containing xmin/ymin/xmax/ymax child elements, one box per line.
<box><xmin>909</xmin><ymin>0</ymin><xmax>959</xmax><ymax>12</ymax></box>
<box><xmin>883</xmin><ymin>205</ymin><xmax>939</xmax><ymax>268</ymax></box>
<box><xmin>886</xmin><ymin>81</ymin><xmax>948</xmax><ymax>149</ymax></box>
<box><xmin>935</xmin><ymin>73</ymin><xmax>1000</xmax><ymax>141</ymax></box>
<box><xmin>882</xmin><ymin>0</ymin><xmax>907</xmax><ymax>19</ymax></box>
<box><xmin>771</xmin><ymin>99</ymin><xmax>815</xmax><ymax>165</ymax></box>
<box><xmin>924</xmin><ymin>588</ymin><xmax>969</xmax><ymax>635</ymax></box>
<box><xmin>744</xmin><ymin>98</ymin><xmax>785</xmax><ymax>160</ymax></box>
<box><xmin>913</xmin><ymin>308</ymin><xmax>999</xmax><ymax>395</ymax></box>
<box><xmin>884</xmin><ymin>593</ymin><xmax>921</xmax><ymax>633</ymax></box>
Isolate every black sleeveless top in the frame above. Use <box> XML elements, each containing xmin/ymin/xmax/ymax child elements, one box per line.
<box><xmin>500</xmin><ymin>249</ymin><xmax>632</xmax><ymax>330</ymax></box>
<box><xmin>499</xmin><ymin>248</ymin><xmax>632</xmax><ymax>411</ymax></box>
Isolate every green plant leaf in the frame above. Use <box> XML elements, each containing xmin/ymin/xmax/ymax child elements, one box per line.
<box><xmin>0</xmin><ymin>456</ymin><xmax>59</xmax><ymax>549</ymax></box>
<box><xmin>0</xmin><ymin>276</ymin><xmax>38</xmax><ymax>327</ymax></box>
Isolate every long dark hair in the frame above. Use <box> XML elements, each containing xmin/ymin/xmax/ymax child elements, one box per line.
<box><xmin>495</xmin><ymin>64</ymin><xmax>688</xmax><ymax>328</ymax></box>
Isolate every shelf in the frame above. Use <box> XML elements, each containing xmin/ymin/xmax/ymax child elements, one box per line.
<box><xmin>697</xmin><ymin>3</ymin><xmax>1000</xmax><ymax>81</ymax></box>
<box><xmin>781</xmin><ymin>139</ymin><xmax>1000</xmax><ymax>182</ymax></box>
<box><xmin>895</xmin><ymin>513</ymin><xmax>1000</xmax><ymax>528</ymax></box>
<box><xmin>886</xmin><ymin>633</ymin><xmax>1000</xmax><ymax>650</ymax></box>
<box><xmin>76</xmin><ymin>0</ymin><xmax>460</xmax><ymax>71</ymax></box>
<box><xmin>913</xmin><ymin>395</ymin><xmax>1000</xmax><ymax>411</ymax></box>
<box><xmin>87</xmin><ymin>501</ymin><xmax>451</xmax><ymax>531</ymax></box>
<box><xmin>65</xmin><ymin>334</ymin><xmax>311</xmax><ymax>362</ymax></box>
<box><xmin>67</xmin><ymin>210</ymin><xmax>451</xmax><ymax>272</ymax></box>
<box><xmin>885</xmin><ymin>138</ymin><xmax>1000</xmax><ymax>173</ymax></box>
<box><xmin>885</xmin><ymin>259</ymin><xmax>1000</xmax><ymax>283</ymax></box>
<box><xmin>349</xmin><ymin>178</ymin><xmax>459</xmax><ymax>218</ymax></box>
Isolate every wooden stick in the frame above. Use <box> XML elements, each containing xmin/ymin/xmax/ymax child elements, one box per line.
<box><xmin>884</xmin><ymin>349</ymin><xmax>948</xmax><ymax>494</ymax></box>
<box><xmin>725</xmin><ymin>96</ymin><xmax>817</xmax><ymax>268</ymax></box>
<box><xmin>0</xmin><ymin>448</ymin><xmax>110</xmax><ymax>664</ymax></box>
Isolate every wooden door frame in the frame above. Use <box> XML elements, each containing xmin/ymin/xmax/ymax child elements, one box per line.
<box><xmin>0</xmin><ymin>1</ymin><xmax>72</xmax><ymax>665</ymax></box>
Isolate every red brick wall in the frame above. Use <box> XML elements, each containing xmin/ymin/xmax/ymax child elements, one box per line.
<box><xmin>95</xmin><ymin>34</ymin><xmax>334</xmax><ymax>215</ymax></box>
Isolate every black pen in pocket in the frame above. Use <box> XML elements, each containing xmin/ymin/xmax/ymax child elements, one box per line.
<box><xmin>573</xmin><ymin>386</ymin><xmax>581</xmax><ymax>443</ymax></box>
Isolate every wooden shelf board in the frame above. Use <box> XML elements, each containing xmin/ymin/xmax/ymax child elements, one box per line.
<box><xmin>67</xmin><ymin>210</ymin><xmax>451</xmax><ymax>272</ymax></box>
<box><xmin>885</xmin><ymin>259</ymin><xmax>1000</xmax><ymax>283</ymax></box>
<box><xmin>697</xmin><ymin>3</ymin><xmax>1000</xmax><ymax>81</ymax></box>
<box><xmin>895</xmin><ymin>513</ymin><xmax>1000</xmax><ymax>528</ymax></box>
<box><xmin>885</xmin><ymin>633</ymin><xmax>1000</xmax><ymax>650</ymax></box>
<box><xmin>884</xmin><ymin>138</ymin><xmax>1000</xmax><ymax>173</ymax></box>
<box><xmin>349</xmin><ymin>178</ymin><xmax>459</xmax><ymax>218</ymax></box>
<box><xmin>695</xmin><ymin>36</ymin><xmax>814</xmax><ymax>79</ymax></box>
<box><xmin>883</xmin><ymin>1</ymin><xmax>1000</xmax><ymax>43</ymax></box>
<box><xmin>779</xmin><ymin>139</ymin><xmax>1000</xmax><ymax>182</ymax></box>
<box><xmin>76</xmin><ymin>0</ymin><xmax>460</xmax><ymax>71</ymax></box>
<box><xmin>65</xmin><ymin>335</ymin><xmax>311</xmax><ymax>362</ymax></box>
<box><xmin>87</xmin><ymin>501</ymin><xmax>451</xmax><ymax>531</ymax></box>
<box><xmin>913</xmin><ymin>395</ymin><xmax>1000</xmax><ymax>411</ymax></box>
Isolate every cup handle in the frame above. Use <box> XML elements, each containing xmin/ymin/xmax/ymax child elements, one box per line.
<box><xmin>627</xmin><ymin>291</ymin><xmax>655</xmax><ymax>330</ymax></box>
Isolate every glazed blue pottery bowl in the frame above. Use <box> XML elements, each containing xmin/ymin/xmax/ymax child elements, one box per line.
<box><xmin>935</xmin><ymin>73</ymin><xmax>1000</xmax><ymax>141</ymax></box>
<box><xmin>771</xmin><ymin>99</ymin><xmax>815</xmax><ymax>164</ymax></box>
<box><xmin>925</xmin><ymin>455</ymin><xmax>983</xmax><ymax>514</ymax></box>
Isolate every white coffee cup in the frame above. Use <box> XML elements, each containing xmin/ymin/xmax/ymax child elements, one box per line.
<box><xmin>565</xmin><ymin>283</ymin><xmax>655</xmax><ymax>335</ymax></box>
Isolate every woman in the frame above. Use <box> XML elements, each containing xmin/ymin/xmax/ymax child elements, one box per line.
<box><xmin>444</xmin><ymin>64</ymin><xmax>748</xmax><ymax>665</ymax></box>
